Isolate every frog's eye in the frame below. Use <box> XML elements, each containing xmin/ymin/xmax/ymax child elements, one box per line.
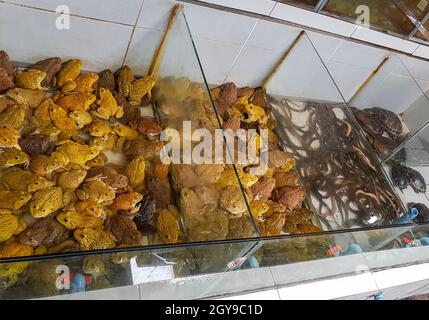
<box><xmin>33</xmin><ymin>205</ymin><xmax>37</xmax><ymax>209</ymax></box>
<box><xmin>20</xmin><ymin>197</ymin><xmax>25</xmax><ymax>201</ymax></box>
<box><xmin>42</xmin><ymin>209</ymin><xmax>46</xmax><ymax>213</ymax></box>
<box><xmin>14</xmin><ymin>157</ymin><xmax>19</xmax><ymax>160</ymax></box>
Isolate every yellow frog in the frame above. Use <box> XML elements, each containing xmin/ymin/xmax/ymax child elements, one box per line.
<box><xmin>35</xmin><ymin>125</ymin><xmax>62</xmax><ymax>138</ymax></box>
<box><xmin>30</xmin><ymin>154</ymin><xmax>68</xmax><ymax>177</ymax></box>
<box><xmin>55</xmin><ymin>59</ymin><xmax>82</xmax><ymax>93</ymax></box>
<box><xmin>82</xmin><ymin>256</ymin><xmax>107</xmax><ymax>277</ymax></box>
<box><xmin>129</xmin><ymin>75</ymin><xmax>157</xmax><ymax>105</ymax></box>
<box><xmin>0</xmin><ymin>126</ymin><xmax>20</xmax><ymax>149</ymax></box>
<box><xmin>32</xmin><ymin>99</ymin><xmax>53</xmax><ymax>127</ymax></box>
<box><xmin>15</xmin><ymin>69</ymin><xmax>47</xmax><ymax>90</ymax></box>
<box><xmin>0</xmin><ymin>104</ymin><xmax>26</xmax><ymax>130</ymax></box>
<box><xmin>0</xmin><ymin>190</ymin><xmax>32</xmax><ymax>210</ymax></box>
<box><xmin>57</xmin><ymin>169</ymin><xmax>87</xmax><ymax>191</ymax></box>
<box><xmin>112</xmin><ymin>124</ymin><xmax>139</xmax><ymax>140</ymax></box>
<box><xmin>231</xmin><ymin>96</ymin><xmax>266</xmax><ymax>124</ymax></box>
<box><xmin>156</xmin><ymin>206</ymin><xmax>180</xmax><ymax>244</ymax></box>
<box><xmin>49</xmin><ymin>103</ymin><xmax>78</xmax><ymax>137</ymax></box>
<box><xmin>0</xmin><ymin>148</ymin><xmax>30</xmax><ymax>169</ymax></box>
<box><xmin>88</xmin><ymin>120</ymin><xmax>112</xmax><ymax>137</ymax></box>
<box><xmin>6</xmin><ymin>88</ymin><xmax>47</xmax><ymax>108</ymax></box>
<box><xmin>110</xmin><ymin>191</ymin><xmax>143</xmax><ymax>214</ymax></box>
<box><xmin>0</xmin><ymin>169</ymin><xmax>51</xmax><ymax>193</ymax></box>
<box><xmin>55</xmin><ymin>140</ymin><xmax>99</xmax><ymax>166</ymax></box>
<box><xmin>89</xmin><ymin>133</ymin><xmax>117</xmax><ymax>151</ymax></box>
<box><xmin>125</xmin><ymin>155</ymin><xmax>145</xmax><ymax>190</ymax></box>
<box><xmin>73</xmin><ymin>73</ymin><xmax>99</xmax><ymax>93</ymax></box>
<box><xmin>0</xmin><ymin>242</ymin><xmax>33</xmax><ymax>258</ymax></box>
<box><xmin>55</xmin><ymin>92</ymin><xmax>96</xmax><ymax>111</ymax></box>
<box><xmin>93</xmin><ymin>88</ymin><xmax>124</xmax><ymax>120</ymax></box>
<box><xmin>0</xmin><ymin>215</ymin><xmax>19</xmax><ymax>242</ymax></box>
<box><xmin>117</xmin><ymin>66</ymin><xmax>135</xmax><ymax>97</ymax></box>
<box><xmin>69</xmin><ymin>110</ymin><xmax>93</xmax><ymax>129</ymax></box>
<box><xmin>14</xmin><ymin>217</ymin><xmax>27</xmax><ymax>235</ymax></box>
<box><xmin>74</xmin><ymin>227</ymin><xmax>116</xmax><ymax>250</ymax></box>
<box><xmin>85</xmin><ymin>153</ymin><xmax>107</xmax><ymax>168</ymax></box>
<box><xmin>75</xmin><ymin>200</ymin><xmax>106</xmax><ymax>219</ymax></box>
<box><xmin>56</xmin><ymin>211</ymin><xmax>104</xmax><ymax>230</ymax></box>
<box><xmin>77</xmin><ymin>178</ymin><xmax>116</xmax><ymax>205</ymax></box>
<box><xmin>29</xmin><ymin>187</ymin><xmax>63</xmax><ymax>218</ymax></box>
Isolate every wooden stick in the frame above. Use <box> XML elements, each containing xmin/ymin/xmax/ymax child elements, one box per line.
<box><xmin>148</xmin><ymin>3</ymin><xmax>182</xmax><ymax>77</ymax></box>
<box><xmin>262</xmin><ymin>30</ymin><xmax>305</xmax><ymax>90</ymax></box>
<box><xmin>348</xmin><ymin>53</ymin><xmax>391</xmax><ymax>104</ymax></box>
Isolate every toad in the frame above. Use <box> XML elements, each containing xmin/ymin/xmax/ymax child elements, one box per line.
<box><xmin>110</xmin><ymin>191</ymin><xmax>143</xmax><ymax>215</ymax></box>
<box><xmin>0</xmin><ymin>169</ymin><xmax>50</xmax><ymax>193</ymax></box>
<box><xmin>73</xmin><ymin>73</ymin><xmax>99</xmax><ymax>93</ymax></box>
<box><xmin>117</xmin><ymin>66</ymin><xmax>135</xmax><ymax>97</ymax></box>
<box><xmin>194</xmin><ymin>164</ymin><xmax>225</xmax><ymax>185</ymax></box>
<box><xmin>82</xmin><ymin>256</ymin><xmax>107</xmax><ymax>277</ymax></box>
<box><xmin>268</xmin><ymin>150</ymin><xmax>296</xmax><ymax>172</ymax></box>
<box><xmin>0</xmin><ymin>50</ymin><xmax>16</xmax><ymax>79</ymax></box>
<box><xmin>219</xmin><ymin>186</ymin><xmax>249</xmax><ymax>217</ymax></box>
<box><xmin>87</xmin><ymin>166</ymin><xmax>129</xmax><ymax>193</ymax></box>
<box><xmin>69</xmin><ymin>110</ymin><xmax>93</xmax><ymax>129</ymax></box>
<box><xmin>0</xmin><ymin>126</ymin><xmax>20</xmax><ymax>149</ymax></box>
<box><xmin>74</xmin><ymin>227</ymin><xmax>116</xmax><ymax>250</ymax></box>
<box><xmin>0</xmin><ymin>215</ymin><xmax>19</xmax><ymax>242</ymax></box>
<box><xmin>18</xmin><ymin>134</ymin><xmax>50</xmax><ymax>158</ymax></box>
<box><xmin>250</xmin><ymin>177</ymin><xmax>276</xmax><ymax>203</ymax></box>
<box><xmin>123</xmin><ymin>137</ymin><xmax>164</xmax><ymax>161</ymax></box>
<box><xmin>112</xmin><ymin>124</ymin><xmax>139</xmax><ymax>140</ymax></box>
<box><xmin>55</xmin><ymin>140</ymin><xmax>99</xmax><ymax>166</ymax></box>
<box><xmin>129</xmin><ymin>116</ymin><xmax>162</xmax><ymax>138</ymax></box>
<box><xmin>88</xmin><ymin>120</ymin><xmax>112</xmax><ymax>137</ymax></box>
<box><xmin>128</xmin><ymin>75</ymin><xmax>157</xmax><ymax>105</ymax></box>
<box><xmin>56</xmin><ymin>211</ymin><xmax>104</xmax><ymax>229</ymax></box>
<box><xmin>0</xmin><ymin>148</ymin><xmax>30</xmax><ymax>169</ymax></box>
<box><xmin>93</xmin><ymin>88</ymin><xmax>124</xmax><ymax>119</ymax></box>
<box><xmin>283</xmin><ymin>208</ymin><xmax>315</xmax><ymax>234</ymax></box>
<box><xmin>29</xmin><ymin>57</ymin><xmax>62</xmax><ymax>88</ymax></box>
<box><xmin>147</xmin><ymin>176</ymin><xmax>172</xmax><ymax>209</ymax></box>
<box><xmin>262</xmin><ymin>212</ymin><xmax>286</xmax><ymax>237</ymax></box>
<box><xmin>274</xmin><ymin>172</ymin><xmax>301</xmax><ymax>188</ymax></box>
<box><xmin>85</xmin><ymin>153</ymin><xmax>108</xmax><ymax>168</ymax></box>
<box><xmin>157</xmin><ymin>206</ymin><xmax>180</xmax><ymax>244</ymax></box>
<box><xmin>75</xmin><ymin>200</ymin><xmax>106</xmax><ymax>219</ymax></box>
<box><xmin>186</xmin><ymin>206</ymin><xmax>229</xmax><ymax>242</ymax></box>
<box><xmin>125</xmin><ymin>155</ymin><xmax>146</xmax><ymax>190</ymax></box>
<box><xmin>153</xmin><ymin>161</ymin><xmax>170</xmax><ymax>180</ymax></box>
<box><xmin>77</xmin><ymin>178</ymin><xmax>116</xmax><ymax>205</ymax></box>
<box><xmin>0</xmin><ymin>104</ymin><xmax>26</xmax><ymax>129</ymax></box>
<box><xmin>32</xmin><ymin>99</ymin><xmax>53</xmax><ymax>127</ymax></box>
<box><xmin>55</xmin><ymin>92</ymin><xmax>96</xmax><ymax>111</ymax></box>
<box><xmin>275</xmin><ymin>186</ymin><xmax>306</xmax><ymax>210</ymax></box>
<box><xmin>0</xmin><ymin>242</ymin><xmax>33</xmax><ymax>259</ymax></box>
<box><xmin>95</xmin><ymin>69</ymin><xmax>115</xmax><ymax>92</ymax></box>
<box><xmin>30</xmin><ymin>154</ymin><xmax>68</xmax><ymax>177</ymax></box>
<box><xmin>6</xmin><ymin>88</ymin><xmax>47</xmax><ymax>108</ymax></box>
<box><xmin>106</xmin><ymin>214</ymin><xmax>143</xmax><ymax>246</ymax></box>
<box><xmin>57</xmin><ymin>169</ymin><xmax>87</xmax><ymax>191</ymax></box>
<box><xmin>170</xmin><ymin>165</ymin><xmax>200</xmax><ymax>190</ymax></box>
<box><xmin>49</xmin><ymin>103</ymin><xmax>78</xmax><ymax>137</ymax></box>
<box><xmin>194</xmin><ymin>184</ymin><xmax>219</xmax><ymax>206</ymax></box>
<box><xmin>17</xmin><ymin>217</ymin><xmax>69</xmax><ymax>248</ymax></box>
<box><xmin>15</xmin><ymin>69</ymin><xmax>47</xmax><ymax>90</ymax></box>
<box><xmin>0</xmin><ymin>68</ymin><xmax>14</xmax><ymax>93</ymax></box>
<box><xmin>55</xmin><ymin>59</ymin><xmax>82</xmax><ymax>93</ymax></box>
<box><xmin>29</xmin><ymin>187</ymin><xmax>63</xmax><ymax>218</ymax></box>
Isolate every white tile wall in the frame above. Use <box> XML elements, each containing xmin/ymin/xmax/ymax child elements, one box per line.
<box><xmin>198</xmin><ymin>0</ymin><xmax>276</xmax><ymax>16</ymax></box>
<box><xmin>0</xmin><ymin>2</ymin><xmax>133</xmax><ymax>71</ymax></box>
<box><xmin>413</xmin><ymin>45</ymin><xmax>429</xmax><ymax>60</ymax></box>
<box><xmin>137</xmin><ymin>0</ymin><xmax>176</xmax><ymax>31</ymax></box>
<box><xmin>2</xmin><ymin>0</ymin><xmax>143</xmax><ymax>25</ymax></box>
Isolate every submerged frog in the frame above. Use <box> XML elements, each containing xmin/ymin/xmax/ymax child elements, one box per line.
<box><xmin>74</xmin><ymin>227</ymin><xmax>116</xmax><ymax>250</ymax></box>
<box><xmin>94</xmin><ymin>88</ymin><xmax>124</xmax><ymax>120</ymax></box>
<box><xmin>29</xmin><ymin>187</ymin><xmax>63</xmax><ymax>218</ymax></box>
<box><xmin>6</xmin><ymin>88</ymin><xmax>46</xmax><ymax>108</ymax></box>
<box><xmin>77</xmin><ymin>178</ymin><xmax>116</xmax><ymax>205</ymax></box>
<box><xmin>56</xmin><ymin>211</ymin><xmax>104</xmax><ymax>230</ymax></box>
<box><xmin>0</xmin><ymin>169</ymin><xmax>51</xmax><ymax>193</ymax></box>
<box><xmin>156</xmin><ymin>206</ymin><xmax>180</xmax><ymax>244</ymax></box>
<box><xmin>55</xmin><ymin>59</ymin><xmax>82</xmax><ymax>93</ymax></box>
<box><xmin>0</xmin><ymin>148</ymin><xmax>30</xmax><ymax>169</ymax></box>
<box><xmin>15</xmin><ymin>69</ymin><xmax>47</xmax><ymax>90</ymax></box>
<box><xmin>110</xmin><ymin>191</ymin><xmax>143</xmax><ymax>215</ymax></box>
<box><xmin>17</xmin><ymin>217</ymin><xmax>69</xmax><ymax>248</ymax></box>
<box><xmin>0</xmin><ymin>126</ymin><xmax>20</xmax><ymax>149</ymax></box>
<box><xmin>82</xmin><ymin>256</ymin><xmax>107</xmax><ymax>277</ymax></box>
<box><xmin>55</xmin><ymin>140</ymin><xmax>99</xmax><ymax>166</ymax></box>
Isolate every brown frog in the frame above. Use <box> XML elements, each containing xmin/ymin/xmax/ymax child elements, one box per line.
<box><xmin>283</xmin><ymin>208</ymin><xmax>315</xmax><ymax>234</ymax></box>
<box><xmin>18</xmin><ymin>134</ymin><xmax>51</xmax><ymax>158</ymax></box>
<box><xmin>186</xmin><ymin>206</ymin><xmax>229</xmax><ymax>242</ymax></box>
<box><xmin>29</xmin><ymin>57</ymin><xmax>62</xmax><ymax>88</ymax></box>
<box><xmin>87</xmin><ymin>166</ymin><xmax>129</xmax><ymax>194</ymax></box>
<box><xmin>275</xmin><ymin>186</ymin><xmax>306</xmax><ymax>210</ymax></box>
<box><xmin>274</xmin><ymin>172</ymin><xmax>301</xmax><ymax>188</ymax></box>
<box><xmin>112</xmin><ymin>124</ymin><xmax>139</xmax><ymax>140</ymax></box>
<box><xmin>123</xmin><ymin>137</ymin><xmax>164</xmax><ymax>161</ymax></box>
<box><xmin>74</xmin><ymin>227</ymin><xmax>116</xmax><ymax>250</ymax></box>
<box><xmin>128</xmin><ymin>75</ymin><xmax>157</xmax><ymax>105</ymax></box>
<box><xmin>6</xmin><ymin>88</ymin><xmax>46</xmax><ymax>108</ymax></box>
<box><xmin>106</xmin><ymin>214</ymin><xmax>143</xmax><ymax>246</ymax></box>
<box><xmin>29</xmin><ymin>187</ymin><xmax>63</xmax><ymax>218</ymax></box>
<box><xmin>0</xmin><ymin>147</ymin><xmax>30</xmax><ymax>169</ymax></box>
<box><xmin>0</xmin><ymin>68</ymin><xmax>15</xmax><ymax>94</ymax></box>
<box><xmin>129</xmin><ymin>116</ymin><xmax>162</xmax><ymax>138</ymax></box>
<box><xmin>0</xmin><ymin>51</ymin><xmax>16</xmax><ymax>79</ymax></box>
<box><xmin>0</xmin><ymin>169</ymin><xmax>51</xmax><ymax>193</ymax></box>
<box><xmin>77</xmin><ymin>178</ymin><xmax>116</xmax><ymax>205</ymax></box>
<box><xmin>17</xmin><ymin>217</ymin><xmax>69</xmax><ymax>248</ymax></box>
<box><xmin>110</xmin><ymin>191</ymin><xmax>143</xmax><ymax>215</ymax></box>
<box><xmin>250</xmin><ymin>177</ymin><xmax>276</xmax><ymax>203</ymax></box>
<box><xmin>30</xmin><ymin>154</ymin><xmax>67</xmax><ymax>177</ymax></box>
<box><xmin>57</xmin><ymin>210</ymin><xmax>104</xmax><ymax>230</ymax></box>
<box><xmin>268</xmin><ymin>149</ymin><xmax>296</xmax><ymax>172</ymax></box>
<box><xmin>95</xmin><ymin>69</ymin><xmax>115</xmax><ymax>92</ymax></box>
<box><xmin>147</xmin><ymin>176</ymin><xmax>172</xmax><ymax>209</ymax></box>
<box><xmin>69</xmin><ymin>110</ymin><xmax>93</xmax><ymax>129</ymax></box>
<box><xmin>73</xmin><ymin>73</ymin><xmax>99</xmax><ymax>93</ymax></box>
<box><xmin>117</xmin><ymin>66</ymin><xmax>135</xmax><ymax>97</ymax></box>
<box><xmin>55</xmin><ymin>140</ymin><xmax>99</xmax><ymax>166</ymax></box>
<box><xmin>55</xmin><ymin>92</ymin><xmax>96</xmax><ymax>111</ymax></box>
<box><xmin>57</xmin><ymin>169</ymin><xmax>87</xmax><ymax>191</ymax></box>
<box><xmin>156</xmin><ymin>206</ymin><xmax>180</xmax><ymax>244</ymax></box>
<box><xmin>219</xmin><ymin>186</ymin><xmax>249</xmax><ymax>217</ymax></box>
<box><xmin>82</xmin><ymin>256</ymin><xmax>107</xmax><ymax>277</ymax></box>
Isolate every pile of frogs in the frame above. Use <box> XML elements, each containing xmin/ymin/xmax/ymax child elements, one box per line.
<box><xmin>0</xmin><ymin>50</ymin><xmax>183</xmax><ymax>263</ymax></box>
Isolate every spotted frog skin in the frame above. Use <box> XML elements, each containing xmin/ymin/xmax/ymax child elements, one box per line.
<box><xmin>57</xmin><ymin>169</ymin><xmax>87</xmax><ymax>191</ymax></box>
<box><xmin>94</xmin><ymin>88</ymin><xmax>124</xmax><ymax>120</ymax></box>
<box><xmin>56</xmin><ymin>59</ymin><xmax>82</xmax><ymax>93</ymax></box>
<box><xmin>56</xmin><ymin>211</ymin><xmax>104</xmax><ymax>230</ymax></box>
<box><xmin>0</xmin><ymin>126</ymin><xmax>20</xmax><ymax>149</ymax></box>
<box><xmin>15</xmin><ymin>69</ymin><xmax>47</xmax><ymax>90</ymax></box>
<box><xmin>74</xmin><ymin>227</ymin><xmax>116</xmax><ymax>250</ymax></box>
<box><xmin>0</xmin><ymin>190</ymin><xmax>32</xmax><ymax>210</ymax></box>
<box><xmin>77</xmin><ymin>178</ymin><xmax>116</xmax><ymax>205</ymax></box>
<box><xmin>125</xmin><ymin>156</ymin><xmax>146</xmax><ymax>189</ymax></box>
<box><xmin>128</xmin><ymin>75</ymin><xmax>157</xmax><ymax>105</ymax></box>
<box><xmin>0</xmin><ymin>148</ymin><xmax>30</xmax><ymax>169</ymax></box>
<box><xmin>49</xmin><ymin>103</ymin><xmax>78</xmax><ymax>137</ymax></box>
<box><xmin>29</xmin><ymin>187</ymin><xmax>63</xmax><ymax>218</ymax></box>
<box><xmin>0</xmin><ymin>104</ymin><xmax>26</xmax><ymax>130</ymax></box>
<box><xmin>110</xmin><ymin>191</ymin><xmax>143</xmax><ymax>215</ymax></box>
<box><xmin>112</xmin><ymin>124</ymin><xmax>139</xmax><ymax>140</ymax></box>
<box><xmin>117</xmin><ymin>66</ymin><xmax>135</xmax><ymax>97</ymax></box>
<box><xmin>55</xmin><ymin>140</ymin><xmax>99</xmax><ymax>166</ymax></box>
<box><xmin>0</xmin><ymin>169</ymin><xmax>51</xmax><ymax>193</ymax></box>
<box><xmin>55</xmin><ymin>92</ymin><xmax>96</xmax><ymax>111</ymax></box>
<box><xmin>156</xmin><ymin>206</ymin><xmax>180</xmax><ymax>244</ymax></box>
<box><xmin>69</xmin><ymin>110</ymin><xmax>93</xmax><ymax>129</ymax></box>
<box><xmin>6</xmin><ymin>88</ymin><xmax>46</xmax><ymax>108</ymax></box>
<box><xmin>88</xmin><ymin>120</ymin><xmax>112</xmax><ymax>137</ymax></box>
<box><xmin>73</xmin><ymin>73</ymin><xmax>99</xmax><ymax>94</ymax></box>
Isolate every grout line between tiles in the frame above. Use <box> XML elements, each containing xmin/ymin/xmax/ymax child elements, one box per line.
<box><xmin>222</xmin><ymin>18</ymin><xmax>260</xmax><ymax>83</ymax></box>
<box><xmin>122</xmin><ymin>0</ymin><xmax>146</xmax><ymax>66</ymax></box>
<box><xmin>269</xmin><ymin>1</ymin><xmax>277</xmax><ymax>16</ymax></box>
<box><xmin>0</xmin><ymin>0</ymin><xmax>136</xmax><ymax>27</ymax></box>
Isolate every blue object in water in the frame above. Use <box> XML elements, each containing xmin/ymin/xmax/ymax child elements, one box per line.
<box><xmin>342</xmin><ymin>244</ymin><xmax>363</xmax><ymax>255</ymax></box>
<box><xmin>393</xmin><ymin>208</ymin><xmax>418</xmax><ymax>224</ymax></box>
<box><xmin>374</xmin><ymin>293</ymin><xmax>384</xmax><ymax>300</ymax></box>
<box><xmin>71</xmin><ymin>273</ymin><xmax>86</xmax><ymax>293</ymax></box>
<box><xmin>421</xmin><ymin>237</ymin><xmax>429</xmax><ymax>246</ymax></box>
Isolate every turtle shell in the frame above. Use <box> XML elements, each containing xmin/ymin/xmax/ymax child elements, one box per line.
<box><xmin>391</xmin><ymin>164</ymin><xmax>408</xmax><ymax>190</ymax></box>
<box><xmin>367</xmin><ymin>107</ymin><xmax>403</xmax><ymax>136</ymax></box>
<box><xmin>406</xmin><ymin>167</ymin><xmax>426</xmax><ymax>193</ymax></box>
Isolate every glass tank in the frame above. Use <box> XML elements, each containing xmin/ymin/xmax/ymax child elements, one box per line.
<box><xmin>0</xmin><ymin>1</ymin><xmax>428</xmax><ymax>300</ymax></box>
<box><xmin>276</xmin><ymin>0</ymin><xmax>320</xmax><ymax>9</ymax></box>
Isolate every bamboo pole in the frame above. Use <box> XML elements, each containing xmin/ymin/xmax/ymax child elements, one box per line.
<box><xmin>262</xmin><ymin>30</ymin><xmax>305</xmax><ymax>90</ymax></box>
<box><xmin>148</xmin><ymin>3</ymin><xmax>182</xmax><ymax>77</ymax></box>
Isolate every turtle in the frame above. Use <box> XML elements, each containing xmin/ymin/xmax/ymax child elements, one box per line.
<box><xmin>408</xmin><ymin>203</ymin><xmax>429</xmax><ymax>224</ymax></box>
<box><xmin>392</xmin><ymin>164</ymin><xmax>426</xmax><ymax>193</ymax></box>
<box><xmin>364</xmin><ymin>107</ymin><xmax>403</xmax><ymax>137</ymax></box>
